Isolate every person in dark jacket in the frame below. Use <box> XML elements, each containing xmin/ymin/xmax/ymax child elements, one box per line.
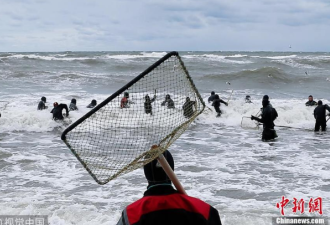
<box><xmin>251</xmin><ymin>95</ymin><xmax>278</xmax><ymax>141</ymax></box>
<box><xmin>208</xmin><ymin>91</ymin><xmax>216</xmax><ymax>103</ymax></box>
<box><xmin>182</xmin><ymin>97</ymin><xmax>196</xmax><ymax>119</ymax></box>
<box><xmin>306</xmin><ymin>95</ymin><xmax>317</xmax><ymax>106</ymax></box>
<box><xmin>313</xmin><ymin>100</ymin><xmax>330</xmax><ymax>131</ymax></box>
<box><xmin>116</xmin><ymin>150</ymin><xmax>222</xmax><ymax>225</ymax></box>
<box><xmin>87</xmin><ymin>99</ymin><xmax>97</xmax><ymax>108</ymax></box>
<box><xmin>69</xmin><ymin>98</ymin><xmax>78</xmax><ymax>111</ymax></box>
<box><xmin>212</xmin><ymin>95</ymin><xmax>228</xmax><ymax>117</ymax></box>
<box><xmin>161</xmin><ymin>94</ymin><xmax>175</xmax><ymax>109</ymax></box>
<box><xmin>245</xmin><ymin>95</ymin><xmax>252</xmax><ymax>103</ymax></box>
<box><xmin>144</xmin><ymin>94</ymin><xmax>156</xmax><ymax>115</ymax></box>
<box><xmin>37</xmin><ymin>96</ymin><xmax>48</xmax><ymax>110</ymax></box>
<box><xmin>50</xmin><ymin>102</ymin><xmax>69</xmax><ymax>120</ymax></box>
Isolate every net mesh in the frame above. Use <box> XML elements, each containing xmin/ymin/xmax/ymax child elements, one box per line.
<box><xmin>62</xmin><ymin>52</ymin><xmax>205</xmax><ymax>185</ymax></box>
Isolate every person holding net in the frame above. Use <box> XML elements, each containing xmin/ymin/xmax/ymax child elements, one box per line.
<box><xmin>251</xmin><ymin>95</ymin><xmax>278</xmax><ymax>140</ymax></box>
<box><xmin>60</xmin><ymin>52</ymin><xmax>214</xmax><ymax>224</ymax></box>
<box><xmin>144</xmin><ymin>94</ymin><xmax>156</xmax><ymax>115</ymax></box>
<box><xmin>116</xmin><ymin>150</ymin><xmax>222</xmax><ymax>225</ymax></box>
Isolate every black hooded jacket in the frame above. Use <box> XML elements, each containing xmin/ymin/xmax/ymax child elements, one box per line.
<box><xmin>51</xmin><ymin>104</ymin><xmax>69</xmax><ymax>120</ymax></box>
<box><xmin>144</xmin><ymin>95</ymin><xmax>156</xmax><ymax>114</ymax></box>
<box><xmin>306</xmin><ymin>100</ymin><xmax>317</xmax><ymax>106</ymax></box>
<box><xmin>212</xmin><ymin>95</ymin><xmax>227</xmax><ymax>113</ymax></box>
<box><xmin>38</xmin><ymin>101</ymin><xmax>46</xmax><ymax>110</ymax></box>
<box><xmin>161</xmin><ymin>95</ymin><xmax>175</xmax><ymax>109</ymax></box>
<box><xmin>69</xmin><ymin>99</ymin><xmax>78</xmax><ymax>111</ymax></box>
<box><xmin>116</xmin><ymin>150</ymin><xmax>221</xmax><ymax>225</ymax></box>
<box><xmin>253</xmin><ymin>101</ymin><xmax>277</xmax><ymax>129</ymax></box>
<box><xmin>182</xmin><ymin>98</ymin><xmax>196</xmax><ymax>118</ymax></box>
<box><xmin>208</xmin><ymin>92</ymin><xmax>216</xmax><ymax>103</ymax></box>
<box><xmin>314</xmin><ymin>104</ymin><xmax>330</xmax><ymax>121</ymax></box>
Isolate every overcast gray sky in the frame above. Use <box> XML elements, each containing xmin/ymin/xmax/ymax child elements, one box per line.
<box><xmin>1</xmin><ymin>0</ymin><xmax>330</xmax><ymax>52</ymax></box>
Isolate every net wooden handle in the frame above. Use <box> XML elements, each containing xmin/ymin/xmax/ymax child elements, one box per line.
<box><xmin>157</xmin><ymin>154</ymin><xmax>187</xmax><ymax>195</ymax></box>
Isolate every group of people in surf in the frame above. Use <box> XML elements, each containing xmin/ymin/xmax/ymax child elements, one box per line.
<box><xmin>36</xmin><ymin>92</ymin><xmax>198</xmax><ymax>121</ymax></box>
<box><xmin>208</xmin><ymin>91</ymin><xmax>330</xmax><ymax>141</ymax></box>
<box><xmin>120</xmin><ymin>92</ymin><xmax>197</xmax><ymax>119</ymax></box>
<box><xmin>37</xmin><ymin>96</ymin><xmax>97</xmax><ymax>120</ymax></box>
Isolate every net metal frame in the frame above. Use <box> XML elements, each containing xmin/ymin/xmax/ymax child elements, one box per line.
<box><xmin>61</xmin><ymin>52</ymin><xmax>205</xmax><ymax>185</ymax></box>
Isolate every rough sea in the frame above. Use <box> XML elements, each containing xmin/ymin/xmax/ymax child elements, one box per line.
<box><xmin>1</xmin><ymin>51</ymin><xmax>330</xmax><ymax>224</ymax></box>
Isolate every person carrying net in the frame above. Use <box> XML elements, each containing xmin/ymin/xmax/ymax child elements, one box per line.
<box><xmin>144</xmin><ymin>94</ymin><xmax>156</xmax><ymax>115</ymax></box>
<box><xmin>60</xmin><ymin>52</ymin><xmax>218</xmax><ymax>224</ymax></box>
<box><xmin>116</xmin><ymin>150</ymin><xmax>222</xmax><ymax>225</ymax></box>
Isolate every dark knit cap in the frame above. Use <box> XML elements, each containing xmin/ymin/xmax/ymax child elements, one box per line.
<box><xmin>144</xmin><ymin>150</ymin><xmax>174</xmax><ymax>186</ymax></box>
<box><xmin>263</xmin><ymin>95</ymin><xmax>269</xmax><ymax>100</ymax></box>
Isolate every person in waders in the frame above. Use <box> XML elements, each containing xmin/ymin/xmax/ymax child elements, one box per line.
<box><xmin>251</xmin><ymin>95</ymin><xmax>278</xmax><ymax>141</ymax></box>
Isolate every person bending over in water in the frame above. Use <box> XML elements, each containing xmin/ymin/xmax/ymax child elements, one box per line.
<box><xmin>245</xmin><ymin>95</ymin><xmax>252</xmax><ymax>103</ymax></box>
<box><xmin>314</xmin><ymin>100</ymin><xmax>330</xmax><ymax>131</ymax></box>
<box><xmin>69</xmin><ymin>98</ymin><xmax>78</xmax><ymax>111</ymax></box>
<box><xmin>212</xmin><ymin>95</ymin><xmax>228</xmax><ymax>117</ymax></box>
<box><xmin>144</xmin><ymin>94</ymin><xmax>156</xmax><ymax>115</ymax></box>
<box><xmin>38</xmin><ymin>96</ymin><xmax>48</xmax><ymax>110</ymax></box>
<box><xmin>51</xmin><ymin>102</ymin><xmax>69</xmax><ymax>120</ymax></box>
<box><xmin>306</xmin><ymin>95</ymin><xmax>317</xmax><ymax>106</ymax></box>
<box><xmin>87</xmin><ymin>99</ymin><xmax>97</xmax><ymax>108</ymax></box>
<box><xmin>161</xmin><ymin>94</ymin><xmax>175</xmax><ymax>109</ymax></box>
<box><xmin>251</xmin><ymin>95</ymin><xmax>278</xmax><ymax>141</ymax></box>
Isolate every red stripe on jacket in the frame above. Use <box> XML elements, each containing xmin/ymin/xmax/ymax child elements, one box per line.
<box><xmin>126</xmin><ymin>193</ymin><xmax>211</xmax><ymax>224</ymax></box>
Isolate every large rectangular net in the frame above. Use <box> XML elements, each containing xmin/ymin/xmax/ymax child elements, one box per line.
<box><xmin>61</xmin><ymin>52</ymin><xmax>205</xmax><ymax>185</ymax></box>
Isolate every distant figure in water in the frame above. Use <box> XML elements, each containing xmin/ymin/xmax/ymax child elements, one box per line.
<box><xmin>51</xmin><ymin>102</ymin><xmax>69</xmax><ymax>120</ymax></box>
<box><xmin>314</xmin><ymin>100</ymin><xmax>330</xmax><ymax>132</ymax></box>
<box><xmin>212</xmin><ymin>95</ymin><xmax>228</xmax><ymax>117</ymax></box>
<box><xmin>182</xmin><ymin>97</ymin><xmax>196</xmax><ymax>119</ymax></box>
<box><xmin>161</xmin><ymin>94</ymin><xmax>175</xmax><ymax>109</ymax></box>
<box><xmin>121</xmin><ymin>92</ymin><xmax>134</xmax><ymax>108</ymax></box>
<box><xmin>208</xmin><ymin>91</ymin><xmax>216</xmax><ymax>103</ymax></box>
<box><xmin>144</xmin><ymin>94</ymin><xmax>156</xmax><ymax>115</ymax></box>
<box><xmin>87</xmin><ymin>99</ymin><xmax>97</xmax><ymax>108</ymax></box>
<box><xmin>305</xmin><ymin>95</ymin><xmax>317</xmax><ymax>106</ymax></box>
<box><xmin>251</xmin><ymin>95</ymin><xmax>278</xmax><ymax>141</ymax></box>
<box><xmin>245</xmin><ymin>95</ymin><xmax>252</xmax><ymax>103</ymax></box>
<box><xmin>69</xmin><ymin>98</ymin><xmax>78</xmax><ymax>111</ymax></box>
<box><xmin>37</xmin><ymin>96</ymin><xmax>48</xmax><ymax>110</ymax></box>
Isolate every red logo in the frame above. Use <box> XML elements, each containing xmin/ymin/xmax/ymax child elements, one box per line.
<box><xmin>276</xmin><ymin>196</ymin><xmax>323</xmax><ymax>216</ymax></box>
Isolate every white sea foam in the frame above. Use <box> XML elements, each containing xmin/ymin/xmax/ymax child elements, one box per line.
<box><xmin>1</xmin><ymin>52</ymin><xmax>330</xmax><ymax>225</ymax></box>
<box><xmin>260</xmin><ymin>55</ymin><xmax>298</xmax><ymax>60</ymax></box>
<box><xmin>183</xmin><ymin>54</ymin><xmax>252</xmax><ymax>64</ymax></box>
